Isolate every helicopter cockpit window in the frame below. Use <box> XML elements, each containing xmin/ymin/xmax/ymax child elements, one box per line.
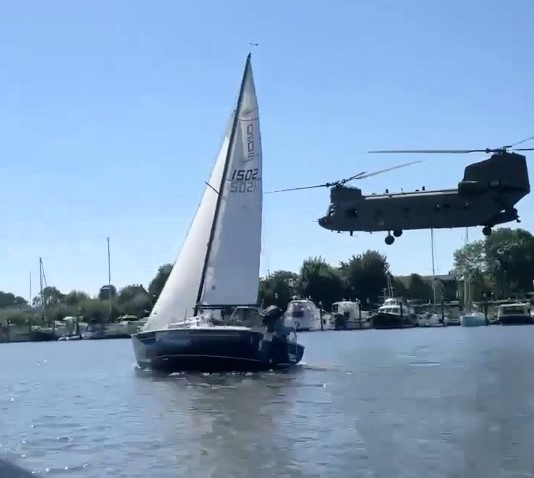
<box><xmin>328</xmin><ymin>205</ymin><xmax>336</xmax><ymax>216</ymax></box>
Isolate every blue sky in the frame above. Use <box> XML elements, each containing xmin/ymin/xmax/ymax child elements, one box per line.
<box><xmin>1</xmin><ymin>0</ymin><xmax>533</xmax><ymax>300</ymax></box>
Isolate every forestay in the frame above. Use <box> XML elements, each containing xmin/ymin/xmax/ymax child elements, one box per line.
<box><xmin>199</xmin><ymin>56</ymin><xmax>263</xmax><ymax>307</ymax></box>
<box><xmin>144</xmin><ymin>114</ymin><xmax>234</xmax><ymax>331</ymax></box>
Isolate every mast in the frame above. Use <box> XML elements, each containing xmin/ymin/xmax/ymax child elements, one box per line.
<box><xmin>194</xmin><ymin>53</ymin><xmax>251</xmax><ymax>316</ymax></box>
<box><xmin>463</xmin><ymin>227</ymin><xmax>470</xmax><ymax>309</ymax></box>
<box><xmin>431</xmin><ymin>228</ymin><xmax>436</xmax><ymax>304</ymax></box>
<box><xmin>107</xmin><ymin>237</ymin><xmax>112</xmax><ymax>320</ymax></box>
<box><xmin>29</xmin><ymin>271</ymin><xmax>32</xmax><ymax>307</ymax></box>
<box><xmin>39</xmin><ymin>258</ymin><xmax>44</xmax><ymax>320</ymax></box>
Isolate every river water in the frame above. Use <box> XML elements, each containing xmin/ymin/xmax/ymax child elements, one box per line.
<box><xmin>1</xmin><ymin>327</ymin><xmax>534</xmax><ymax>477</ymax></box>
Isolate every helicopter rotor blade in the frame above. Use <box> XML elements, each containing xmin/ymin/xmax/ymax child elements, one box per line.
<box><xmin>509</xmin><ymin>133</ymin><xmax>534</xmax><ymax>148</ymax></box>
<box><xmin>348</xmin><ymin>160</ymin><xmax>423</xmax><ymax>181</ymax></box>
<box><xmin>369</xmin><ymin>133</ymin><xmax>534</xmax><ymax>155</ymax></box>
<box><xmin>265</xmin><ymin>170</ymin><xmax>367</xmax><ymax>194</ymax></box>
<box><xmin>368</xmin><ymin>149</ymin><xmax>488</xmax><ymax>154</ymax></box>
<box><xmin>264</xmin><ymin>183</ymin><xmax>332</xmax><ymax>194</ymax></box>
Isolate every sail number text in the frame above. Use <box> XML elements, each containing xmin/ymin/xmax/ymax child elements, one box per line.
<box><xmin>229</xmin><ymin>168</ymin><xmax>259</xmax><ymax>193</ymax></box>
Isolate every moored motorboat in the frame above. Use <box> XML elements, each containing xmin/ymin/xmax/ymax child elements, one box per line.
<box><xmin>57</xmin><ymin>334</ymin><xmax>82</xmax><ymax>341</ymax></box>
<box><xmin>417</xmin><ymin>311</ymin><xmax>447</xmax><ymax>327</ymax></box>
<box><xmin>371</xmin><ymin>297</ymin><xmax>418</xmax><ymax>329</ymax></box>
<box><xmin>497</xmin><ymin>302</ymin><xmax>533</xmax><ymax>325</ymax></box>
<box><xmin>460</xmin><ymin>311</ymin><xmax>487</xmax><ymax>327</ymax></box>
<box><xmin>284</xmin><ymin>299</ymin><xmax>323</xmax><ymax>331</ymax></box>
<box><xmin>331</xmin><ymin>300</ymin><xmax>372</xmax><ymax>330</ymax></box>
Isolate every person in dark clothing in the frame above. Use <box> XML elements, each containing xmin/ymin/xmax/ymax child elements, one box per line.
<box><xmin>260</xmin><ymin>305</ymin><xmax>291</xmax><ymax>364</ymax></box>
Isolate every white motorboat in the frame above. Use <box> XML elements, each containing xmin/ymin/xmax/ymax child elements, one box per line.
<box><xmin>284</xmin><ymin>299</ymin><xmax>323</xmax><ymax>331</ymax></box>
<box><xmin>331</xmin><ymin>300</ymin><xmax>372</xmax><ymax>330</ymax></box>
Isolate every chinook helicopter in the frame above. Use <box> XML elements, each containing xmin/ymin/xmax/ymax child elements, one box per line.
<box><xmin>266</xmin><ymin>137</ymin><xmax>534</xmax><ymax>244</ymax></box>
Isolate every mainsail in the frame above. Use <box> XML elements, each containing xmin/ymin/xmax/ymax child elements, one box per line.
<box><xmin>144</xmin><ymin>54</ymin><xmax>262</xmax><ymax>331</ymax></box>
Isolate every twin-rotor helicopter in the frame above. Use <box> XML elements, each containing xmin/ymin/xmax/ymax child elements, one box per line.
<box><xmin>266</xmin><ymin>135</ymin><xmax>534</xmax><ymax>244</ymax></box>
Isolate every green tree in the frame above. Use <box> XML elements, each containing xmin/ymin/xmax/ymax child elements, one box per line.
<box><xmin>117</xmin><ymin>284</ymin><xmax>151</xmax><ymax>317</ymax></box>
<box><xmin>117</xmin><ymin>285</ymin><xmax>149</xmax><ymax>303</ymax></box>
<box><xmin>148</xmin><ymin>264</ymin><xmax>173</xmax><ymax>303</ymax></box>
<box><xmin>483</xmin><ymin>228</ymin><xmax>534</xmax><ymax>296</ymax></box>
<box><xmin>453</xmin><ymin>240</ymin><xmax>491</xmax><ymax>302</ymax></box>
<box><xmin>0</xmin><ymin>292</ymin><xmax>27</xmax><ymax>308</ymax></box>
<box><xmin>391</xmin><ymin>276</ymin><xmax>408</xmax><ymax>297</ymax></box>
<box><xmin>339</xmin><ymin>250</ymin><xmax>389</xmax><ymax>302</ymax></box>
<box><xmin>453</xmin><ymin>240</ymin><xmax>485</xmax><ymax>278</ymax></box>
<box><xmin>41</xmin><ymin>286</ymin><xmax>65</xmax><ymax>307</ymax></box>
<box><xmin>0</xmin><ymin>292</ymin><xmax>17</xmax><ymax>308</ymax></box>
<box><xmin>405</xmin><ymin>274</ymin><xmax>433</xmax><ymax>301</ymax></box>
<box><xmin>64</xmin><ymin>290</ymin><xmax>90</xmax><ymax>306</ymax></box>
<box><xmin>298</xmin><ymin>257</ymin><xmax>344</xmax><ymax>308</ymax></box>
<box><xmin>258</xmin><ymin>270</ymin><xmax>299</xmax><ymax>309</ymax></box>
<box><xmin>15</xmin><ymin>297</ymin><xmax>27</xmax><ymax>307</ymax></box>
<box><xmin>453</xmin><ymin>227</ymin><xmax>534</xmax><ymax>300</ymax></box>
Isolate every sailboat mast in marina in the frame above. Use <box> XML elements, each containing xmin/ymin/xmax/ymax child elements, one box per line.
<box><xmin>107</xmin><ymin>236</ymin><xmax>112</xmax><ymax>320</ymax></box>
<box><xmin>39</xmin><ymin>258</ymin><xmax>47</xmax><ymax>320</ymax></box>
<box><xmin>131</xmin><ymin>54</ymin><xmax>304</xmax><ymax>373</ymax></box>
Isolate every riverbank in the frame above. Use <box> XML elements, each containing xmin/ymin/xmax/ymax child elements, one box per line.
<box><xmin>0</xmin><ymin>318</ymin><xmax>146</xmax><ymax>343</ymax></box>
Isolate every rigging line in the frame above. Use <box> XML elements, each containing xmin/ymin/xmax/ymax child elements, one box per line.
<box><xmin>261</xmin><ymin>206</ymin><xmax>270</xmax><ymax>277</ymax></box>
<box><xmin>434</xmin><ymin>232</ymin><xmax>440</xmax><ymax>275</ymax></box>
<box><xmin>204</xmin><ymin>182</ymin><xmax>220</xmax><ymax>195</ymax></box>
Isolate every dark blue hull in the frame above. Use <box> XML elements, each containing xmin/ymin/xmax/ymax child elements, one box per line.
<box><xmin>371</xmin><ymin>313</ymin><xmax>418</xmax><ymax>329</ymax></box>
<box><xmin>131</xmin><ymin>327</ymin><xmax>305</xmax><ymax>373</ymax></box>
<box><xmin>500</xmin><ymin>315</ymin><xmax>533</xmax><ymax>325</ymax></box>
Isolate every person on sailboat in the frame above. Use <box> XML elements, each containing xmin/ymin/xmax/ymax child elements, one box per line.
<box><xmin>260</xmin><ymin>306</ymin><xmax>292</xmax><ymax>364</ymax></box>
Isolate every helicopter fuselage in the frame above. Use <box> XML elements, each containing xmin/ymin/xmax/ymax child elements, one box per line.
<box><xmin>318</xmin><ymin>152</ymin><xmax>530</xmax><ymax>243</ymax></box>
<box><xmin>319</xmin><ymin>185</ymin><xmax>522</xmax><ymax>232</ymax></box>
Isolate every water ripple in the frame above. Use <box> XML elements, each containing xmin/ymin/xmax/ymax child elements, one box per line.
<box><xmin>1</xmin><ymin>328</ymin><xmax>534</xmax><ymax>476</ymax></box>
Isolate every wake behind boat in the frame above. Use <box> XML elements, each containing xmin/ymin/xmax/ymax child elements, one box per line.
<box><xmin>131</xmin><ymin>54</ymin><xmax>304</xmax><ymax>373</ymax></box>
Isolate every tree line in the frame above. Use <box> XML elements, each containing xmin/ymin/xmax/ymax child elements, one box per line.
<box><xmin>452</xmin><ymin>227</ymin><xmax>534</xmax><ymax>302</ymax></box>
<box><xmin>1</xmin><ymin>227</ymin><xmax>533</xmax><ymax>325</ymax></box>
<box><xmin>0</xmin><ymin>263</ymin><xmax>173</xmax><ymax>326</ymax></box>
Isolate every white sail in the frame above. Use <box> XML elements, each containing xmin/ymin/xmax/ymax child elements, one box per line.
<box><xmin>143</xmin><ymin>113</ymin><xmax>234</xmax><ymax>331</ymax></box>
<box><xmin>199</xmin><ymin>57</ymin><xmax>262</xmax><ymax>306</ymax></box>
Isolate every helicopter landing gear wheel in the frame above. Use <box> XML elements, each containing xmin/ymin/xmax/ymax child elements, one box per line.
<box><xmin>385</xmin><ymin>233</ymin><xmax>395</xmax><ymax>245</ymax></box>
<box><xmin>393</xmin><ymin>229</ymin><xmax>403</xmax><ymax>238</ymax></box>
<box><xmin>482</xmin><ymin>226</ymin><xmax>492</xmax><ymax>237</ymax></box>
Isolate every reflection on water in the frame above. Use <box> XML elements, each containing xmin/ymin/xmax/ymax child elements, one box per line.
<box><xmin>2</xmin><ymin>329</ymin><xmax>534</xmax><ymax>476</ymax></box>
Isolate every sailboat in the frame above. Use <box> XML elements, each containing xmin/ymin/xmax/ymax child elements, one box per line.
<box><xmin>131</xmin><ymin>54</ymin><xmax>305</xmax><ymax>373</ymax></box>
